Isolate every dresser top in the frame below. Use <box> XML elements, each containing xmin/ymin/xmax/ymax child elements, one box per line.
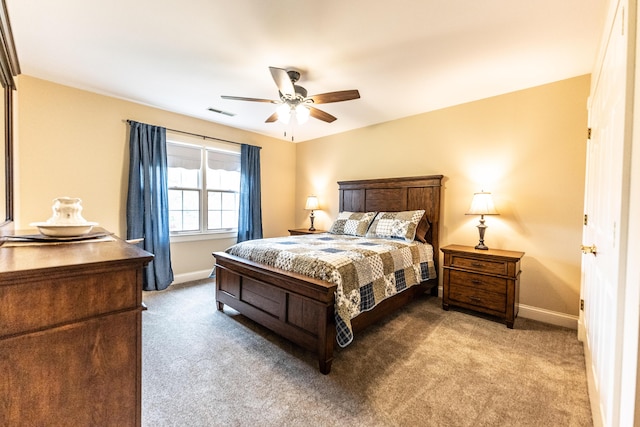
<box><xmin>0</xmin><ymin>228</ymin><xmax>153</xmax><ymax>279</ymax></box>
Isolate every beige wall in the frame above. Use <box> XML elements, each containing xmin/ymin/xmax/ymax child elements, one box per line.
<box><xmin>14</xmin><ymin>75</ymin><xmax>296</xmax><ymax>278</ymax></box>
<box><xmin>295</xmin><ymin>75</ymin><xmax>589</xmax><ymax>316</ymax></box>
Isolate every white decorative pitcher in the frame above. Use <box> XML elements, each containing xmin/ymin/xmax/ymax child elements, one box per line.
<box><xmin>46</xmin><ymin>197</ymin><xmax>87</xmax><ymax>225</ymax></box>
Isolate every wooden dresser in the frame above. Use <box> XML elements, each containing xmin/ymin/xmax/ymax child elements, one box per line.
<box><xmin>441</xmin><ymin>244</ymin><xmax>524</xmax><ymax>328</ymax></box>
<box><xmin>0</xmin><ymin>229</ymin><xmax>153</xmax><ymax>426</ymax></box>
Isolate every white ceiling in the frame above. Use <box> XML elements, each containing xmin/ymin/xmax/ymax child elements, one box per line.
<box><xmin>6</xmin><ymin>0</ymin><xmax>606</xmax><ymax>142</ymax></box>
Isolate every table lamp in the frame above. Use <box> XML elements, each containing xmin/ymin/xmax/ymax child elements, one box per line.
<box><xmin>305</xmin><ymin>196</ymin><xmax>319</xmax><ymax>231</ymax></box>
<box><xmin>466</xmin><ymin>191</ymin><xmax>499</xmax><ymax>250</ymax></box>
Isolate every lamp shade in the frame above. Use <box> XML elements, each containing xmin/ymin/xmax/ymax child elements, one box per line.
<box><xmin>296</xmin><ymin>105</ymin><xmax>310</xmax><ymax>124</ymax></box>
<box><xmin>466</xmin><ymin>192</ymin><xmax>499</xmax><ymax>216</ymax></box>
<box><xmin>305</xmin><ymin>195</ymin><xmax>319</xmax><ymax>210</ymax></box>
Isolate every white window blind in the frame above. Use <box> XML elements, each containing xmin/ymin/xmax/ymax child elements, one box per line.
<box><xmin>207</xmin><ymin>151</ymin><xmax>241</xmax><ymax>172</ymax></box>
<box><xmin>167</xmin><ymin>144</ymin><xmax>201</xmax><ymax>170</ymax></box>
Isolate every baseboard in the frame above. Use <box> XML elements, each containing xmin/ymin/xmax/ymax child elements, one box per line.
<box><xmin>172</xmin><ymin>269</ymin><xmax>214</xmax><ymax>285</ymax></box>
<box><xmin>518</xmin><ymin>303</ymin><xmax>579</xmax><ymax>330</ymax></box>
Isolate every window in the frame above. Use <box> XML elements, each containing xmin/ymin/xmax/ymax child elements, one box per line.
<box><xmin>167</xmin><ymin>140</ymin><xmax>240</xmax><ymax>235</ymax></box>
<box><xmin>206</xmin><ymin>151</ymin><xmax>240</xmax><ymax>230</ymax></box>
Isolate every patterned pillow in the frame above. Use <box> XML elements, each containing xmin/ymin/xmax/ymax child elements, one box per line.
<box><xmin>366</xmin><ymin>210</ymin><xmax>426</xmax><ymax>242</ymax></box>
<box><xmin>328</xmin><ymin>211</ymin><xmax>377</xmax><ymax>236</ymax></box>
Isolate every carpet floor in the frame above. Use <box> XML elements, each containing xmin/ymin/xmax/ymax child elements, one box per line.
<box><xmin>141</xmin><ymin>279</ymin><xmax>592</xmax><ymax>427</ymax></box>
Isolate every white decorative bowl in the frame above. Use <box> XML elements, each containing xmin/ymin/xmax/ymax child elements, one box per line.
<box><xmin>30</xmin><ymin>222</ymin><xmax>99</xmax><ymax>237</ymax></box>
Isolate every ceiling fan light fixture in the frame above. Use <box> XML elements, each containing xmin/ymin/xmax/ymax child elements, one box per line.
<box><xmin>276</xmin><ymin>103</ymin><xmax>291</xmax><ymax>124</ymax></box>
<box><xmin>295</xmin><ymin>105</ymin><xmax>310</xmax><ymax>124</ymax></box>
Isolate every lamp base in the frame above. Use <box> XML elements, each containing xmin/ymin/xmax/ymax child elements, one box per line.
<box><xmin>308</xmin><ymin>210</ymin><xmax>316</xmax><ymax>231</ymax></box>
<box><xmin>475</xmin><ymin>215</ymin><xmax>489</xmax><ymax>250</ymax></box>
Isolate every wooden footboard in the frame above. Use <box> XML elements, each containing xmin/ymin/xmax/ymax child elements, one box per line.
<box><xmin>213</xmin><ymin>251</ymin><xmax>338</xmax><ymax>374</ymax></box>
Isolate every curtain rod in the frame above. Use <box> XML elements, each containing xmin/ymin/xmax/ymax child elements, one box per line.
<box><xmin>125</xmin><ymin>119</ymin><xmax>261</xmax><ymax>149</ymax></box>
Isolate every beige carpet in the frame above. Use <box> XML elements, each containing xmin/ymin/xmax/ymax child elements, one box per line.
<box><xmin>141</xmin><ymin>279</ymin><xmax>592</xmax><ymax>427</ymax></box>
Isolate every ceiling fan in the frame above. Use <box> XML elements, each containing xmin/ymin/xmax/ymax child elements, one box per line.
<box><xmin>221</xmin><ymin>67</ymin><xmax>360</xmax><ymax>124</ymax></box>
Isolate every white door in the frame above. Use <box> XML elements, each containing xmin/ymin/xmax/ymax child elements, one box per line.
<box><xmin>579</xmin><ymin>0</ymin><xmax>632</xmax><ymax>425</ymax></box>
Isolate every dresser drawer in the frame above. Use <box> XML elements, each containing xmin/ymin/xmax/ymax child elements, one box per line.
<box><xmin>0</xmin><ymin>269</ymin><xmax>139</xmax><ymax>337</ymax></box>
<box><xmin>449</xmin><ymin>269</ymin><xmax>506</xmax><ymax>294</ymax></box>
<box><xmin>449</xmin><ymin>284</ymin><xmax>506</xmax><ymax>313</ymax></box>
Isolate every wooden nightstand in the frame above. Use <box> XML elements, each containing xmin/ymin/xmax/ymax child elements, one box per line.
<box><xmin>288</xmin><ymin>228</ymin><xmax>327</xmax><ymax>236</ymax></box>
<box><xmin>441</xmin><ymin>244</ymin><xmax>524</xmax><ymax>328</ymax></box>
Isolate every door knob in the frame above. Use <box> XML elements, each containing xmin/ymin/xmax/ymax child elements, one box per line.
<box><xmin>581</xmin><ymin>244</ymin><xmax>597</xmax><ymax>255</ymax></box>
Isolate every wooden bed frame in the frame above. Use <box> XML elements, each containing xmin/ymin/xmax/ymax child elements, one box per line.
<box><xmin>213</xmin><ymin>175</ymin><xmax>443</xmax><ymax>374</ymax></box>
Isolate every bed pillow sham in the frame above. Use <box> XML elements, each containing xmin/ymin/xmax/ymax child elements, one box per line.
<box><xmin>366</xmin><ymin>210</ymin><xmax>426</xmax><ymax>242</ymax></box>
<box><xmin>328</xmin><ymin>211</ymin><xmax>377</xmax><ymax>236</ymax></box>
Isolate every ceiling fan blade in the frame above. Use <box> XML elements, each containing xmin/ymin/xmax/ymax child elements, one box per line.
<box><xmin>309</xmin><ymin>106</ymin><xmax>337</xmax><ymax>123</ymax></box>
<box><xmin>265</xmin><ymin>111</ymin><xmax>279</xmax><ymax>123</ymax></box>
<box><xmin>309</xmin><ymin>90</ymin><xmax>360</xmax><ymax>104</ymax></box>
<box><xmin>221</xmin><ymin>95</ymin><xmax>277</xmax><ymax>103</ymax></box>
<box><xmin>269</xmin><ymin>67</ymin><xmax>295</xmax><ymax>98</ymax></box>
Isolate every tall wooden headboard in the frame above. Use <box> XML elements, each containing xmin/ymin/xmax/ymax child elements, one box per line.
<box><xmin>337</xmin><ymin>175</ymin><xmax>444</xmax><ymax>261</ymax></box>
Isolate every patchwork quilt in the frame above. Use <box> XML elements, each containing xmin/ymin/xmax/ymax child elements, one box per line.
<box><xmin>225</xmin><ymin>233</ymin><xmax>436</xmax><ymax>347</ymax></box>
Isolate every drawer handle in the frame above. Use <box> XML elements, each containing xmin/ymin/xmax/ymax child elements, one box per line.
<box><xmin>469</xmin><ymin>296</ymin><xmax>482</xmax><ymax>303</ymax></box>
<box><xmin>471</xmin><ymin>279</ymin><xmax>483</xmax><ymax>285</ymax></box>
<box><xmin>470</xmin><ymin>262</ymin><xmax>484</xmax><ymax>268</ymax></box>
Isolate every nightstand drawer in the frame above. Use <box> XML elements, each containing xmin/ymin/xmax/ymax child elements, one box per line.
<box><xmin>450</xmin><ymin>255</ymin><xmax>507</xmax><ymax>275</ymax></box>
<box><xmin>449</xmin><ymin>270</ymin><xmax>506</xmax><ymax>294</ymax></box>
<box><xmin>449</xmin><ymin>285</ymin><xmax>506</xmax><ymax>312</ymax></box>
